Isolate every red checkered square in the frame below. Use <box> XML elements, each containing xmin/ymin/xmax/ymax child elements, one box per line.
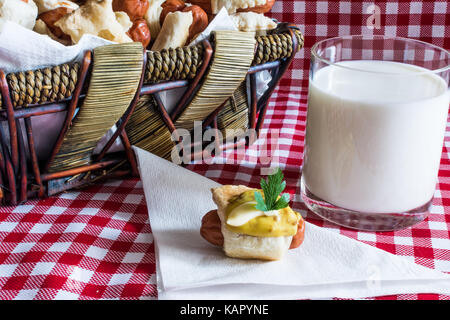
<box><xmin>0</xmin><ymin>0</ymin><xmax>448</xmax><ymax>300</ymax></box>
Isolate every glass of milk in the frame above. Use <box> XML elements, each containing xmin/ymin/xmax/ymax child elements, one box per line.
<box><xmin>301</xmin><ymin>35</ymin><xmax>450</xmax><ymax>231</ymax></box>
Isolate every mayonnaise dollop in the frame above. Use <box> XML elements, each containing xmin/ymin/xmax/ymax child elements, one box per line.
<box><xmin>226</xmin><ymin>201</ymin><xmax>280</xmax><ymax>226</ymax></box>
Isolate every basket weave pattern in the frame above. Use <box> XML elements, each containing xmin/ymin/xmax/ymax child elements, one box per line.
<box><xmin>0</xmin><ymin>25</ymin><xmax>304</xmax><ymax>205</ymax></box>
<box><xmin>1</xmin><ymin>30</ymin><xmax>301</xmax><ymax>107</ymax></box>
<box><xmin>3</xmin><ymin>64</ymin><xmax>79</xmax><ymax>108</ymax></box>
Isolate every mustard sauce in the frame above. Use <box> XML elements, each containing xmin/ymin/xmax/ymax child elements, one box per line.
<box><xmin>225</xmin><ymin>190</ymin><xmax>300</xmax><ymax>237</ymax></box>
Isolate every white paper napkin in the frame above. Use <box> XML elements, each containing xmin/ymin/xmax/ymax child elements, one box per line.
<box><xmin>133</xmin><ymin>146</ymin><xmax>450</xmax><ymax>300</ymax></box>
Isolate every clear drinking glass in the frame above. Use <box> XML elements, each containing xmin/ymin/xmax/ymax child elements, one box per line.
<box><xmin>301</xmin><ymin>35</ymin><xmax>450</xmax><ymax>231</ymax></box>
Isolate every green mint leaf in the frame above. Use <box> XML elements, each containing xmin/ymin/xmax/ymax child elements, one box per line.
<box><xmin>260</xmin><ymin>178</ymin><xmax>269</xmax><ymax>193</ymax></box>
<box><xmin>257</xmin><ymin>168</ymin><xmax>290</xmax><ymax>211</ymax></box>
<box><xmin>278</xmin><ymin>180</ymin><xmax>286</xmax><ymax>195</ymax></box>
<box><xmin>254</xmin><ymin>191</ymin><xmax>267</xmax><ymax>211</ymax></box>
<box><xmin>272</xmin><ymin>193</ymin><xmax>290</xmax><ymax>210</ymax></box>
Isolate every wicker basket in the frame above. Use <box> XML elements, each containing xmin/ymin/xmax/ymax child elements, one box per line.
<box><xmin>0</xmin><ymin>23</ymin><xmax>303</xmax><ymax>205</ymax></box>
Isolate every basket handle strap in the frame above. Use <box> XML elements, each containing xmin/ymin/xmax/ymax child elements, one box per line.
<box><xmin>46</xmin><ymin>43</ymin><xmax>144</xmax><ymax>173</ymax></box>
<box><xmin>173</xmin><ymin>30</ymin><xmax>256</xmax><ymax>131</ymax></box>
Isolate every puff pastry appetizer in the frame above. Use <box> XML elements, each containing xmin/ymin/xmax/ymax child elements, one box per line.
<box><xmin>201</xmin><ymin>169</ymin><xmax>305</xmax><ymax>261</ymax></box>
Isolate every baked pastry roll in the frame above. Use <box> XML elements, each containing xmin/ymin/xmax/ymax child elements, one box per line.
<box><xmin>231</xmin><ymin>11</ymin><xmax>276</xmax><ymax>31</ymax></box>
<box><xmin>146</xmin><ymin>0</ymin><xmax>207</xmax><ymax>44</ymax></box>
<box><xmin>34</xmin><ymin>0</ymin><xmax>79</xmax><ymax>14</ymax></box>
<box><xmin>0</xmin><ymin>0</ymin><xmax>38</xmax><ymax>30</ymax></box>
<box><xmin>35</xmin><ymin>7</ymin><xmax>73</xmax><ymax>42</ymax></box>
<box><xmin>54</xmin><ymin>0</ymin><xmax>133</xmax><ymax>44</ymax></box>
<box><xmin>181</xmin><ymin>4</ymin><xmax>208</xmax><ymax>42</ymax></box>
<box><xmin>188</xmin><ymin>0</ymin><xmax>274</xmax><ymax>14</ymax></box>
<box><xmin>151</xmin><ymin>10</ymin><xmax>192</xmax><ymax>50</ymax></box>
<box><xmin>34</xmin><ymin>19</ymin><xmax>63</xmax><ymax>43</ymax></box>
<box><xmin>144</xmin><ymin>0</ymin><xmax>166</xmax><ymax>39</ymax></box>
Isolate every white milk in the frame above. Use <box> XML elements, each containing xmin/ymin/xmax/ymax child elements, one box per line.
<box><xmin>302</xmin><ymin>60</ymin><xmax>449</xmax><ymax>213</ymax></box>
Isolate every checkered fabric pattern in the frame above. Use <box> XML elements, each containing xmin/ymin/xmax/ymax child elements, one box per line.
<box><xmin>0</xmin><ymin>1</ymin><xmax>449</xmax><ymax>300</ymax></box>
<box><xmin>0</xmin><ymin>180</ymin><xmax>157</xmax><ymax>299</ymax></box>
<box><xmin>268</xmin><ymin>0</ymin><xmax>450</xmax><ymax>94</ymax></box>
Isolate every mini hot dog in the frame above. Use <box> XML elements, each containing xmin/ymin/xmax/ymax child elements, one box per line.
<box><xmin>127</xmin><ymin>18</ymin><xmax>151</xmax><ymax>47</ymax></box>
<box><xmin>200</xmin><ymin>169</ymin><xmax>306</xmax><ymax>261</ymax></box>
<box><xmin>146</xmin><ymin>0</ymin><xmax>207</xmax><ymax>48</ymax></box>
<box><xmin>201</xmin><ymin>208</ymin><xmax>305</xmax><ymax>250</ymax></box>
<box><xmin>37</xmin><ymin>7</ymin><xmax>73</xmax><ymax>40</ymax></box>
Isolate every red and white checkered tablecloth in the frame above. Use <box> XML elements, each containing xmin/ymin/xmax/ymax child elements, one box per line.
<box><xmin>0</xmin><ymin>1</ymin><xmax>449</xmax><ymax>300</ymax></box>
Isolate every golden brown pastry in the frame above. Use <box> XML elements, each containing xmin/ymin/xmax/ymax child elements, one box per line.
<box><xmin>230</xmin><ymin>11</ymin><xmax>276</xmax><ymax>31</ymax></box>
<box><xmin>200</xmin><ymin>169</ymin><xmax>305</xmax><ymax>261</ymax></box>
<box><xmin>34</xmin><ymin>0</ymin><xmax>79</xmax><ymax>14</ymax></box>
<box><xmin>159</xmin><ymin>0</ymin><xmax>185</xmax><ymax>23</ymax></box>
<box><xmin>37</xmin><ymin>7</ymin><xmax>73</xmax><ymax>40</ymax></box>
<box><xmin>182</xmin><ymin>4</ymin><xmax>208</xmax><ymax>43</ymax></box>
<box><xmin>151</xmin><ymin>10</ymin><xmax>192</xmax><ymax>51</ymax></box>
<box><xmin>144</xmin><ymin>0</ymin><xmax>166</xmax><ymax>39</ymax></box>
<box><xmin>146</xmin><ymin>0</ymin><xmax>207</xmax><ymax>43</ymax></box>
<box><xmin>233</xmin><ymin>0</ymin><xmax>274</xmax><ymax>14</ymax></box>
<box><xmin>112</xmin><ymin>0</ymin><xmax>149</xmax><ymax>21</ymax></box>
<box><xmin>187</xmin><ymin>0</ymin><xmax>275</xmax><ymax>15</ymax></box>
<box><xmin>127</xmin><ymin>18</ymin><xmax>151</xmax><ymax>47</ymax></box>
<box><xmin>160</xmin><ymin>0</ymin><xmax>208</xmax><ymax>42</ymax></box>
<box><xmin>201</xmin><ymin>185</ymin><xmax>305</xmax><ymax>261</ymax></box>
<box><xmin>55</xmin><ymin>0</ymin><xmax>133</xmax><ymax>44</ymax></box>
